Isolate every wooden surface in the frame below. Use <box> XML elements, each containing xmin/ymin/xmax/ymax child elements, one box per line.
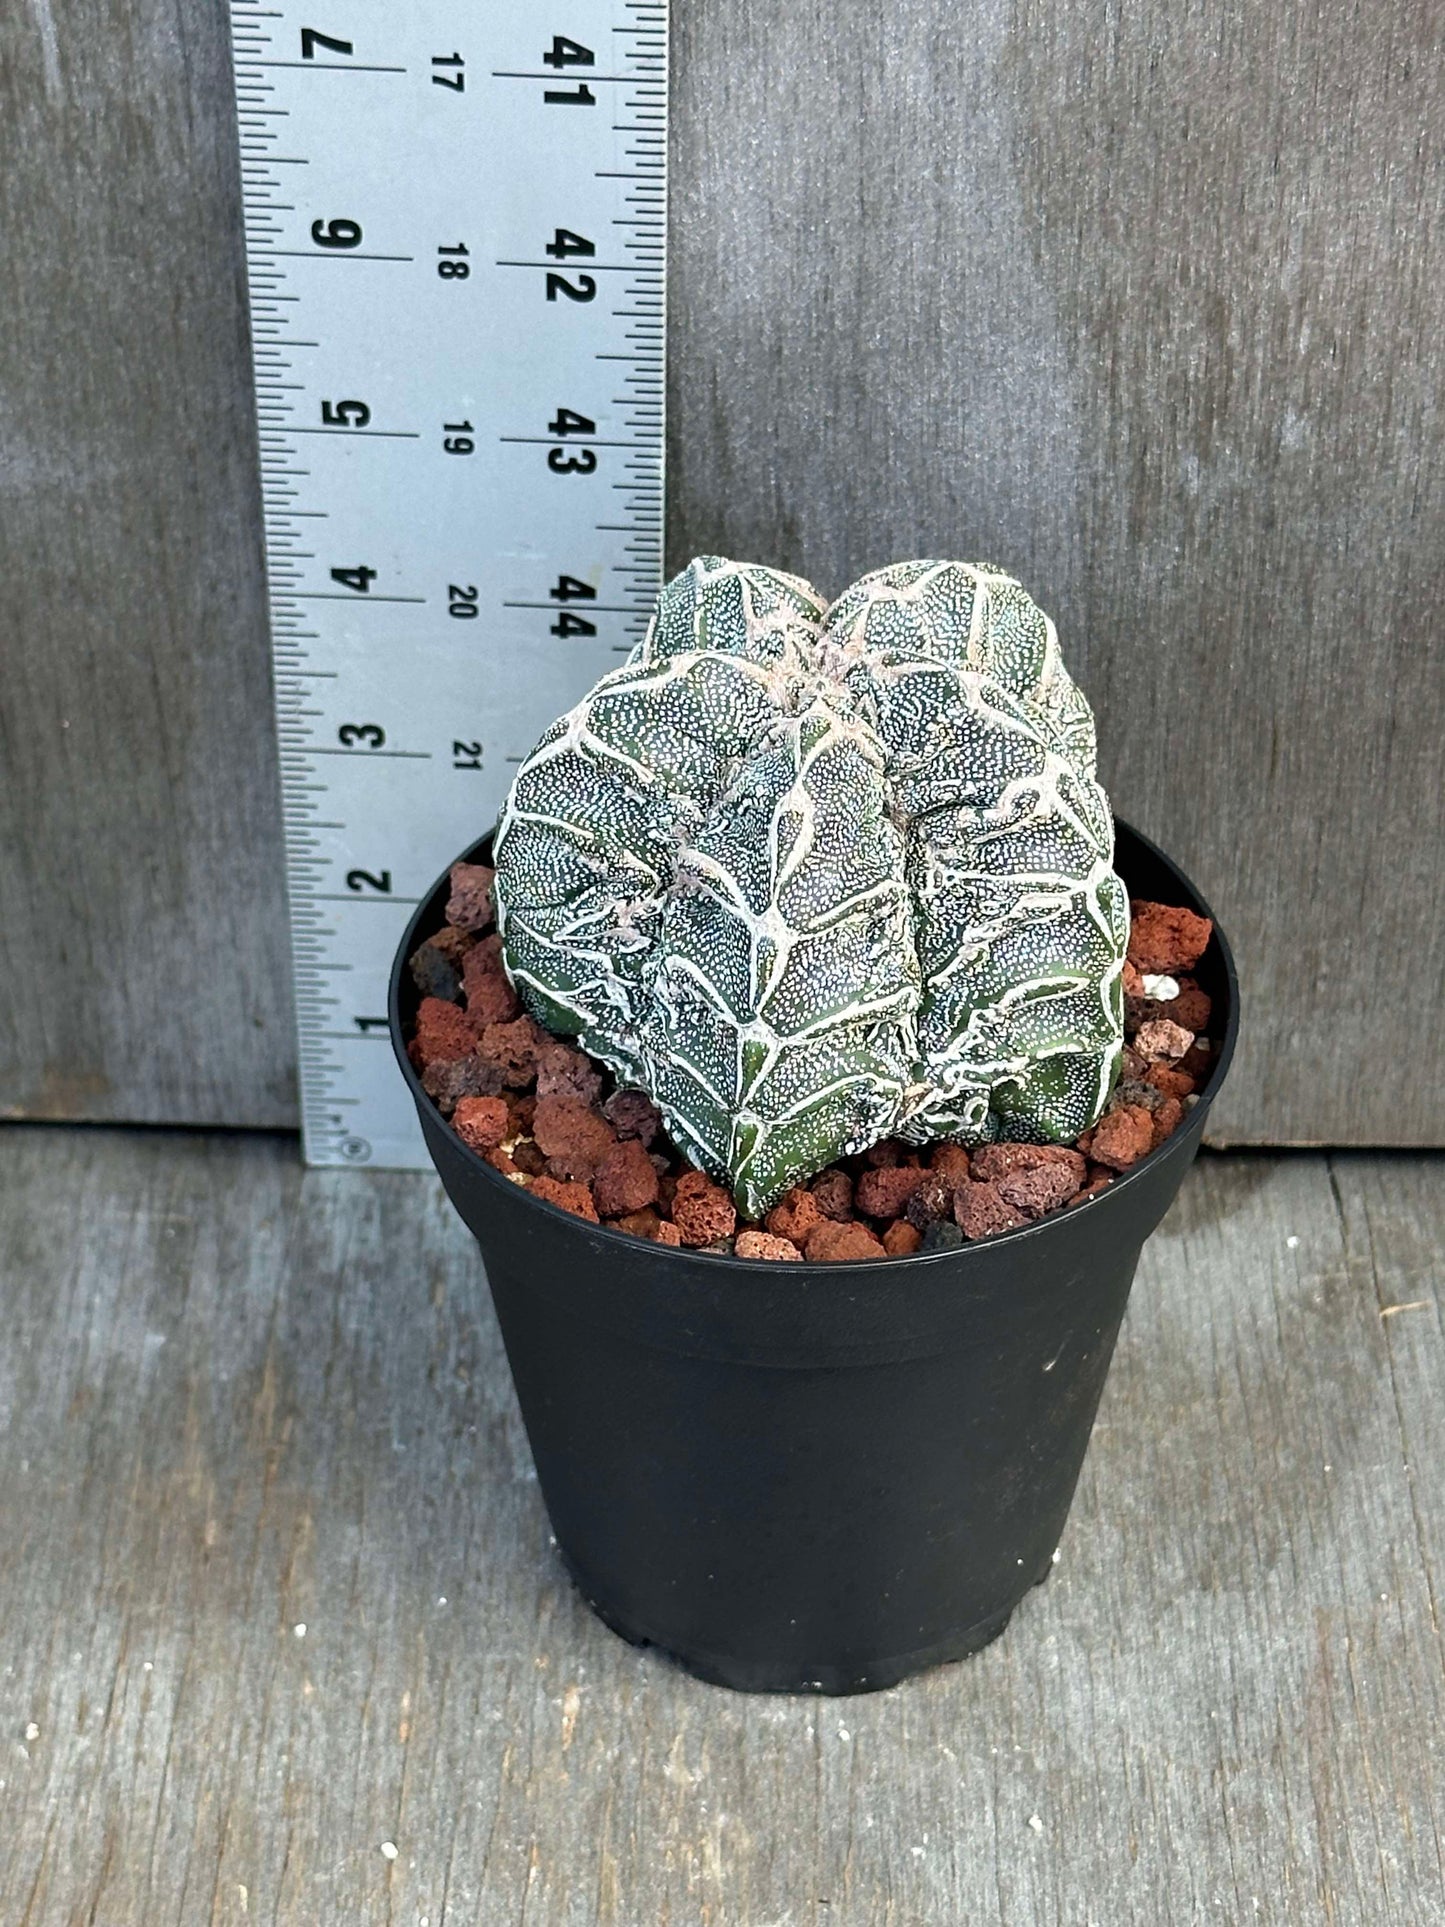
<box><xmin>0</xmin><ymin>0</ymin><xmax>293</xmax><ymax>1127</ymax></box>
<box><xmin>1</xmin><ymin>1126</ymin><xmax>1441</xmax><ymax>1924</ymax></box>
<box><xmin>3</xmin><ymin>0</ymin><xmax>1444</xmax><ymax>1141</ymax></box>
<box><xmin>668</xmin><ymin>0</ymin><xmax>1445</xmax><ymax>1146</ymax></box>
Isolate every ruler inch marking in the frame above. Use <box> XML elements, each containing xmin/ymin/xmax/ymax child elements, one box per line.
<box><xmin>243</xmin><ymin>59</ymin><xmax>408</xmax><ymax>72</ymax></box>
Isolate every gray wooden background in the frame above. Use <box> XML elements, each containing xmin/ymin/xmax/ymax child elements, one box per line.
<box><xmin>3</xmin><ymin>0</ymin><xmax>1442</xmax><ymax>1144</ymax></box>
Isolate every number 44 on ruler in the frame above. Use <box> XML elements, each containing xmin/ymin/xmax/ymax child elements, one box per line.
<box><xmin>229</xmin><ymin>0</ymin><xmax>667</xmax><ymax>1166</ymax></box>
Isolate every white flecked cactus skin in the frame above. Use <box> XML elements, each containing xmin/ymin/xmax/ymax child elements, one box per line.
<box><xmin>492</xmin><ymin>557</ymin><xmax>1128</xmax><ymax>1218</ymax></box>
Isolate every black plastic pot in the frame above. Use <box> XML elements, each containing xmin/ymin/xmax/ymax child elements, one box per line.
<box><xmin>390</xmin><ymin>821</ymin><xmax>1238</xmax><ymax>1694</ymax></box>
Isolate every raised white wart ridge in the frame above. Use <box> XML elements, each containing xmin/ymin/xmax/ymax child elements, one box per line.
<box><xmin>492</xmin><ymin>557</ymin><xmax>1128</xmax><ymax>1217</ymax></box>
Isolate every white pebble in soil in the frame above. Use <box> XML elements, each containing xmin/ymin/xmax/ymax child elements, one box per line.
<box><xmin>1141</xmin><ymin>974</ymin><xmax>1180</xmax><ymax>1000</ymax></box>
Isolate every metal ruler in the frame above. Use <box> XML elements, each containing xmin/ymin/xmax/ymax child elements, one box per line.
<box><xmin>228</xmin><ymin>0</ymin><xmax>666</xmax><ymax>1166</ymax></box>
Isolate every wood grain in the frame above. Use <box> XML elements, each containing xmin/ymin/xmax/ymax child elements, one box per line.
<box><xmin>0</xmin><ymin>0</ymin><xmax>294</xmax><ymax>1127</ymax></box>
<box><xmin>2</xmin><ymin>0</ymin><xmax>1443</xmax><ymax>1140</ymax></box>
<box><xmin>1</xmin><ymin>1127</ymin><xmax>1441</xmax><ymax>1923</ymax></box>
<box><xmin>667</xmin><ymin>0</ymin><xmax>1445</xmax><ymax>1145</ymax></box>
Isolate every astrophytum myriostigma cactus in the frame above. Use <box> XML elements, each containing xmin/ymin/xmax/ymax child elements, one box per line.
<box><xmin>492</xmin><ymin>557</ymin><xmax>1128</xmax><ymax>1218</ymax></box>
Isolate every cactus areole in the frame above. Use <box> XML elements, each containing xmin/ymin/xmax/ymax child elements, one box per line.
<box><xmin>492</xmin><ymin>558</ymin><xmax>1129</xmax><ymax>1219</ymax></box>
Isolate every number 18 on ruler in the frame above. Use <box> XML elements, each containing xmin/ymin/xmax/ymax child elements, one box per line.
<box><xmin>229</xmin><ymin>0</ymin><xmax>667</xmax><ymax>1166</ymax></box>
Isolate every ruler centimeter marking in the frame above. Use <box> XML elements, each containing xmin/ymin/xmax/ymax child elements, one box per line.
<box><xmin>228</xmin><ymin>0</ymin><xmax>667</xmax><ymax>1167</ymax></box>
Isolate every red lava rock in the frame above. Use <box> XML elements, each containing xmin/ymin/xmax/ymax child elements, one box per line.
<box><xmin>463</xmin><ymin>929</ymin><xmax>502</xmax><ymax>972</ymax></box>
<box><xmin>411</xmin><ymin>884</ymin><xmax>1218</xmax><ymax>1262</ymax></box>
<box><xmin>765</xmin><ymin>1186</ymin><xmax>824</xmax><ymax>1248</ymax></box>
<box><xmin>465</xmin><ymin>973</ymin><xmax>521</xmax><ymax>1028</ymax></box>
<box><xmin>535</xmin><ymin>1042</ymin><xmax>604</xmax><ymax>1106</ymax></box>
<box><xmin>463</xmin><ymin>938</ymin><xmax>522</xmax><ymax>1026</ymax></box>
<box><xmin>1126</xmin><ymin>977</ymin><xmax>1214</xmax><ymax>1041</ymax></box>
<box><xmin>526</xmin><ymin>1174</ymin><xmax>599</xmax><ymax>1222</ymax></box>
<box><xmin>1127</xmin><ymin>901</ymin><xmax>1212</xmax><ymax>974</ymax></box>
<box><xmin>855</xmin><ymin>1165</ymin><xmax>926</xmax><ymax>1219</ymax></box>
<box><xmin>671</xmin><ymin>1170</ymin><xmax>737</xmax><ymax>1247</ymax></box>
<box><xmin>929</xmin><ymin>1142</ymin><xmax>972</xmax><ymax>1181</ymax></box>
<box><xmin>532</xmin><ymin>1094</ymin><xmax>617</xmax><ymax>1181</ymax></box>
<box><xmin>906</xmin><ymin>1170</ymin><xmax>960</xmax><ymax>1230</ymax></box>
<box><xmin>414</xmin><ymin>996</ymin><xmax>478</xmax><ymax>1068</ymax></box>
<box><xmin>1146</xmin><ymin>1063</ymin><xmax>1197</xmax><ymax>1100</ymax></box>
<box><xmin>610</xmin><ymin>1207</ymin><xmax>662</xmax><ymax>1239</ymax></box>
<box><xmin>810</xmin><ymin>1170</ymin><xmax>855</xmax><ymax>1221</ymax></box>
<box><xmin>1180</xmin><ymin>1041</ymin><xmax>1215</xmax><ymax>1080</ymax></box>
<box><xmin>954</xmin><ymin>1181</ymin><xmax>1030</xmax><ymax>1241</ymax></box>
<box><xmin>1088</xmin><ymin>1104</ymin><xmax>1156</xmax><ymax>1171</ymax></box>
<box><xmin>995</xmin><ymin>1162</ymin><xmax>1079</xmax><ymax>1218</ymax></box>
<box><xmin>477</xmin><ymin>1015</ymin><xmax>549</xmax><ymax>1087</ymax></box>
<box><xmin>410</xmin><ymin>937</ymin><xmax>463</xmax><ymax>1004</ymax></box>
<box><xmin>433</xmin><ymin>924</ymin><xmax>473</xmax><ymax>962</ymax></box>
<box><xmin>735</xmin><ymin>1229</ymin><xmax>803</xmax><ymax>1263</ymax></box>
<box><xmin>922</xmin><ymin>1219</ymin><xmax>965</xmax><ymax>1251</ymax></box>
<box><xmin>511</xmin><ymin>1138</ymin><xmax>548</xmax><ymax>1176</ymax></box>
<box><xmin>1123</xmin><ymin>994</ymin><xmax>1154</xmax><ymax>1037</ymax></box>
<box><xmin>446</xmin><ymin>862</ymin><xmax>496</xmax><ymax>934</ymax></box>
<box><xmin>603</xmin><ymin>1088</ymin><xmax>663</xmax><ymax>1146</ymax></box>
<box><xmin>421</xmin><ymin>1055</ymin><xmax>506</xmax><ymax>1116</ymax></box>
<box><xmin>1115</xmin><ymin>1078</ymin><xmax>1164</xmax><ymax>1114</ymax></box>
<box><xmin>1134</xmin><ymin>1018</ymin><xmax>1195</xmax><ymax>1063</ymax></box>
<box><xmin>882</xmin><ymin>1220</ymin><xmax>924</xmax><ymax>1256</ymax></box>
<box><xmin>804</xmin><ymin>1219</ymin><xmax>887</xmax><ymax>1263</ymax></box>
<box><xmin>452</xmin><ymin>1094</ymin><xmax>509</xmax><ymax>1152</ymax></box>
<box><xmin>593</xmin><ymin>1137</ymin><xmax>660</xmax><ymax>1217</ymax></box>
<box><xmin>1162</xmin><ymin>982</ymin><xmax>1212</xmax><ymax>1034</ymax></box>
<box><xmin>970</xmin><ymin>1142</ymin><xmax>1088</xmax><ymax>1187</ymax></box>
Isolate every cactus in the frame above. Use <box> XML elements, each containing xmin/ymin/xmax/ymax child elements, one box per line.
<box><xmin>492</xmin><ymin>557</ymin><xmax>1128</xmax><ymax>1218</ymax></box>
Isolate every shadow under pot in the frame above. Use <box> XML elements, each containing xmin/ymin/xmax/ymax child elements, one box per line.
<box><xmin>390</xmin><ymin>818</ymin><xmax>1239</xmax><ymax>1694</ymax></box>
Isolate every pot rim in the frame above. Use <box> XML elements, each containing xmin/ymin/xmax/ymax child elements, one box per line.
<box><xmin>389</xmin><ymin>816</ymin><xmax>1239</xmax><ymax>1274</ymax></box>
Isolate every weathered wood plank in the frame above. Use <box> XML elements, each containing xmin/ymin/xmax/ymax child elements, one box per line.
<box><xmin>668</xmin><ymin>0</ymin><xmax>1445</xmax><ymax>1147</ymax></box>
<box><xmin>0</xmin><ymin>1</ymin><xmax>294</xmax><ymax>1126</ymax></box>
<box><xmin>2</xmin><ymin>0</ymin><xmax>1443</xmax><ymax>1141</ymax></box>
<box><xmin>0</xmin><ymin>1129</ymin><xmax>1440</xmax><ymax>1922</ymax></box>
